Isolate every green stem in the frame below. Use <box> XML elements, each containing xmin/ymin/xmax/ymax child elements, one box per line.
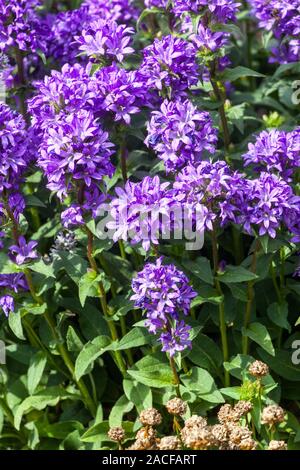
<box><xmin>86</xmin><ymin>229</ymin><xmax>127</xmax><ymax>376</ymax></box>
<box><xmin>14</xmin><ymin>48</ymin><xmax>29</xmax><ymax>124</ymax></box>
<box><xmin>242</xmin><ymin>240</ymin><xmax>260</xmax><ymax>355</ymax></box>
<box><xmin>210</xmin><ymin>74</ymin><xmax>231</xmax><ymax>152</ymax></box>
<box><xmin>169</xmin><ymin>356</ymin><xmax>181</xmax><ymax>398</ymax></box>
<box><xmin>211</xmin><ymin>228</ymin><xmax>230</xmax><ymax>387</ymax></box>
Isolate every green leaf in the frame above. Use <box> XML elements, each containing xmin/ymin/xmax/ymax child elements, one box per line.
<box><xmin>37</xmin><ymin>421</ymin><xmax>84</xmax><ymax>439</ymax></box>
<box><xmin>242</xmin><ymin>322</ymin><xmax>275</xmax><ymax>356</ymax></box>
<box><xmin>81</xmin><ymin>420</ymin><xmax>134</xmax><ymax>443</ymax></box>
<box><xmin>109</xmin><ymin>394</ymin><xmax>134</xmax><ymax>427</ymax></box>
<box><xmin>114</xmin><ymin>327</ymin><xmax>152</xmax><ymax>350</ymax></box>
<box><xmin>219</xmin><ymin>265</ymin><xmax>258</xmax><ymax>283</ymax></box>
<box><xmin>182</xmin><ymin>257</ymin><xmax>214</xmax><ymax>285</ymax></box>
<box><xmin>180</xmin><ymin>367</ymin><xmax>224</xmax><ymax>404</ymax></box>
<box><xmin>74</xmin><ymin>335</ymin><xmax>112</xmax><ymax>381</ymax></box>
<box><xmin>128</xmin><ymin>355</ymin><xmax>174</xmax><ymax>388</ymax></box>
<box><xmin>27</xmin><ymin>351</ymin><xmax>47</xmax><ymax>395</ymax></box>
<box><xmin>123</xmin><ymin>378</ymin><xmax>152</xmax><ymax>413</ymax></box>
<box><xmin>8</xmin><ymin>311</ymin><xmax>25</xmax><ymax>340</ymax></box>
<box><xmin>137</xmin><ymin>8</ymin><xmax>164</xmax><ymax>30</ymax></box>
<box><xmin>224</xmin><ymin>354</ymin><xmax>255</xmax><ymax>380</ymax></box>
<box><xmin>188</xmin><ymin>333</ymin><xmax>222</xmax><ymax>373</ymax></box>
<box><xmin>227</xmin><ymin>104</ymin><xmax>246</xmax><ymax>133</ymax></box>
<box><xmin>222</xmin><ymin>66</ymin><xmax>265</xmax><ymax>82</ymax></box>
<box><xmin>14</xmin><ymin>387</ymin><xmax>79</xmax><ymax>430</ymax></box>
<box><xmin>220</xmin><ymin>387</ymin><xmax>241</xmax><ymax>400</ymax></box>
<box><xmin>58</xmin><ymin>252</ymin><xmax>88</xmax><ymax>285</ymax></box>
<box><xmin>66</xmin><ymin>326</ymin><xmax>84</xmax><ymax>352</ymax></box>
<box><xmin>267</xmin><ymin>302</ymin><xmax>291</xmax><ymax>332</ymax></box>
<box><xmin>29</xmin><ymin>259</ymin><xmax>56</xmax><ymax>278</ymax></box>
<box><xmin>78</xmin><ymin>270</ymin><xmax>105</xmax><ymax>307</ymax></box>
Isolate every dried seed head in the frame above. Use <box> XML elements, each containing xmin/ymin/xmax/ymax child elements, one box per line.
<box><xmin>238</xmin><ymin>438</ymin><xmax>257</xmax><ymax>451</ymax></box>
<box><xmin>108</xmin><ymin>426</ymin><xmax>125</xmax><ymax>442</ymax></box>
<box><xmin>166</xmin><ymin>397</ymin><xmax>187</xmax><ymax>416</ymax></box>
<box><xmin>135</xmin><ymin>426</ymin><xmax>158</xmax><ymax>450</ymax></box>
<box><xmin>139</xmin><ymin>408</ymin><xmax>162</xmax><ymax>426</ymax></box>
<box><xmin>181</xmin><ymin>425</ymin><xmax>212</xmax><ymax>450</ymax></box>
<box><xmin>233</xmin><ymin>400</ymin><xmax>253</xmax><ymax>419</ymax></box>
<box><xmin>217</xmin><ymin>404</ymin><xmax>238</xmax><ymax>424</ymax></box>
<box><xmin>209</xmin><ymin>424</ymin><xmax>229</xmax><ymax>446</ymax></box>
<box><xmin>184</xmin><ymin>415</ymin><xmax>207</xmax><ymax>429</ymax></box>
<box><xmin>158</xmin><ymin>436</ymin><xmax>181</xmax><ymax>450</ymax></box>
<box><xmin>268</xmin><ymin>440</ymin><xmax>287</xmax><ymax>451</ymax></box>
<box><xmin>249</xmin><ymin>360</ymin><xmax>269</xmax><ymax>378</ymax></box>
<box><xmin>261</xmin><ymin>405</ymin><xmax>285</xmax><ymax>426</ymax></box>
<box><xmin>229</xmin><ymin>425</ymin><xmax>252</xmax><ymax>445</ymax></box>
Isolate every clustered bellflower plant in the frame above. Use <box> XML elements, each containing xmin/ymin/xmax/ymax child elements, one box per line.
<box><xmin>0</xmin><ymin>0</ymin><xmax>299</xmax><ymax>452</ymax></box>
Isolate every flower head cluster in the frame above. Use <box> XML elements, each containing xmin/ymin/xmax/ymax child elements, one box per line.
<box><xmin>105</xmin><ymin>176</ymin><xmax>173</xmax><ymax>251</ymax></box>
<box><xmin>131</xmin><ymin>257</ymin><xmax>196</xmax><ymax>356</ymax></box>
<box><xmin>145</xmin><ymin>99</ymin><xmax>217</xmax><ymax>172</ymax></box>
<box><xmin>140</xmin><ymin>35</ymin><xmax>199</xmax><ymax>97</ymax></box>
<box><xmin>82</xmin><ymin>0</ymin><xmax>139</xmax><ymax>24</ymax></box>
<box><xmin>172</xmin><ymin>0</ymin><xmax>240</xmax><ymax>23</ymax></box>
<box><xmin>0</xmin><ymin>0</ymin><xmax>47</xmax><ymax>53</ymax></box>
<box><xmin>173</xmin><ymin>161</ymin><xmax>246</xmax><ymax>231</ymax></box>
<box><xmin>0</xmin><ymin>273</ymin><xmax>28</xmax><ymax>317</ymax></box>
<box><xmin>243</xmin><ymin>128</ymin><xmax>300</xmax><ymax>180</ymax></box>
<box><xmin>75</xmin><ymin>19</ymin><xmax>134</xmax><ymax>63</ymax></box>
<box><xmin>249</xmin><ymin>0</ymin><xmax>300</xmax><ymax>63</ymax></box>
<box><xmin>92</xmin><ymin>65</ymin><xmax>149</xmax><ymax>124</ymax></box>
<box><xmin>38</xmin><ymin>110</ymin><xmax>115</xmax><ymax>199</ymax></box>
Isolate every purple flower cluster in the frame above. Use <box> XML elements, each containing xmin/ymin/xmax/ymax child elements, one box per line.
<box><xmin>249</xmin><ymin>0</ymin><xmax>300</xmax><ymax>63</ymax></box>
<box><xmin>83</xmin><ymin>0</ymin><xmax>139</xmax><ymax>23</ymax></box>
<box><xmin>131</xmin><ymin>257</ymin><xmax>196</xmax><ymax>356</ymax></box>
<box><xmin>9</xmin><ymin>236</ymin><xmax>38</xmax><ymax>266</ymax></box>
<box><xmin>0</xmin><ymin>103</ymin><xmax>35</xmax><ymax>226</ymax></box>
<box><xmin>106</xmin><ymin>176</ymin><xmax>173</xmax><ymax>251</ymax></box>
<box><xmin>140</xmin><ymin>35</ymin><xmax>199</xmax><ymax>97</ymax></box>
<box><xmin>38</xmin><ymin>110</ymin><xmax>115</xmax><ymax>199</ymax></box>
<box><xmin>243</xmin><ymin>128</ymin><xmax>300</xmax><ymax>180</ymax></box>
<box><xmin>172</xmin><ymin>0</ymin><xmax>240</xmax><ymax>22</ymax></box>
<box><xmin>29</xmin><ymin>62</ymin><xmax>117</xmax><ymax>226</ymax></box>
<box><xmin>0</xmin><ymin>0</ymin><xmax>47</xmax><ymax>53</ymax></box>
<box><xmin>75</xmin><ymin>19</ymin><xmax>134</xmax><ymax>63</ymax></box>
<box><xmin>173</xmin><ymin>160</ymin><xmax>300</xmax><ymax>240</ymax></box>
<box><xmin>92</xmin><ymin>65</ymin><xmax>150</xmax><ymax>125</ymax></box>
<box><xmin>145</xmin><ymin>98</ymin><xmax>217</xmax><ymax>172</ymax></box>
<box><xmin>0</xmin><ymin>273</ymin><xmax>28</xmax><ymax>317</ymax></box>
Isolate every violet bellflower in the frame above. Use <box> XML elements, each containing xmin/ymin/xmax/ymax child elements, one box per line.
<box><xmin>249</xmin><ymin>0</ymin><xmax>300</xmax><ymax>63</ymax></box>
<box><xmin>105</xmin><ymin>176</ymin><xmax>174</xmax><ymax>251</ymax></box>
<box><xmin>0</xmin><ymin>273</ymin><xmax>28</xmax><ymax>293</ymax></box>
<box><xmin>37</xmin><ymin>110</ymin><xmax>115</xmax><ymax>200</ymax></box>
<box><xmin>91</xmin><ymin>65</ymin><xmax>150</xmax><ymax>125</ymax></box>
<box><xmin>172</xmin><ymin>0</ymin><xmax>241</xmax><ymax>23</ymax></box>
<box><xmin>131</xmin><ymin>257</ymin><xmax>196</xmax><ymax>356</ymax></box>
<box><xmin>9</xmin><ymin>236</ymin><xmax>38</xmax><ymax>266</ymax></box>
<box><xmin>82</xmin><ymin>0</ymin><xmax>139</xmax><ymax>23</ymax></box>
<box><xmin>243</xmin><ymin>128</ymin><xmax>300</xmax><ymax>180</ymax></box>
<box><xmin>0</xmin><ymin>295</ymin><xmax>14</xmax><ymax>317</ymax></box>
<box><xmin>0</xmin><ymin>0</ymin><xmax>46</xmax><ymax>53</ymax></box>
<box><xmin>140</xmin><ymin>35</ymin><xmax>199</xmax><ymax>97</ymax></box>
<box><xmin>145</xmin><ymin>98</ymin><xmax>218</xmax><ymax>172</ymax></box>
<box><xmin>75</xmin><ymin>19</ymin><xmax>134</xmax><ymax>63</ymax></box>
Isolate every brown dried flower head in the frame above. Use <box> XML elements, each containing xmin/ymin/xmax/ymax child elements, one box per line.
<box><xmin>108</xmin><ymin>426</ymin><xmax>125</xmax><ymax>442</ymax></box>
<box><xmin>139</xmin><ymin>408</ymin><xmax>162</xmax><ymax>427</ymax></box>
<box><xmin>184</xmin><ymin>415</ymin><xmax>207</xmax><ymax>429</ymax></box>
<box><xmin>249</xmin><ymin>360</ymin><xmax>269</xmax><ymax>378</ymax></box>
<box><xmin>217</xmin><ymin>404</ymin><xmax>239</xmax><ymax>424</ymax></box>
<box><xmin>181</xmin><ymin>425</ymin><xmax>212</xmax><ymax>450</ymax></box>
<box><xmin>158</xmin><ymin>436</ymin><xmax>181</xmax><ymax>450</ymax></box>
<box><xmin>268</xmin><ymin>440</ymin><xmax>287</xmax><ymax>451</ymax></box>
<box><xmin>233</xmin><ymin>400</ymin><xmax>253</xmax><ymax>419</ymax></box>
<box><xmin>134</xmin><ymin>426</ymin><xmax>158</xmax><ymax>450</ymax></box>
<box><xmin>209</xmin><ymin>424</ymin><xmax>229</xmax><ymax>446</ymax></box>
<box><xmin>166</xmin><ymin>397</ymin><xmax>187</xmax><ymax>416</ymax></box>
<box><xmin>261</xmin><ymin>405</ymin><xmax>285</xmax><ymax>426</ymax></box>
